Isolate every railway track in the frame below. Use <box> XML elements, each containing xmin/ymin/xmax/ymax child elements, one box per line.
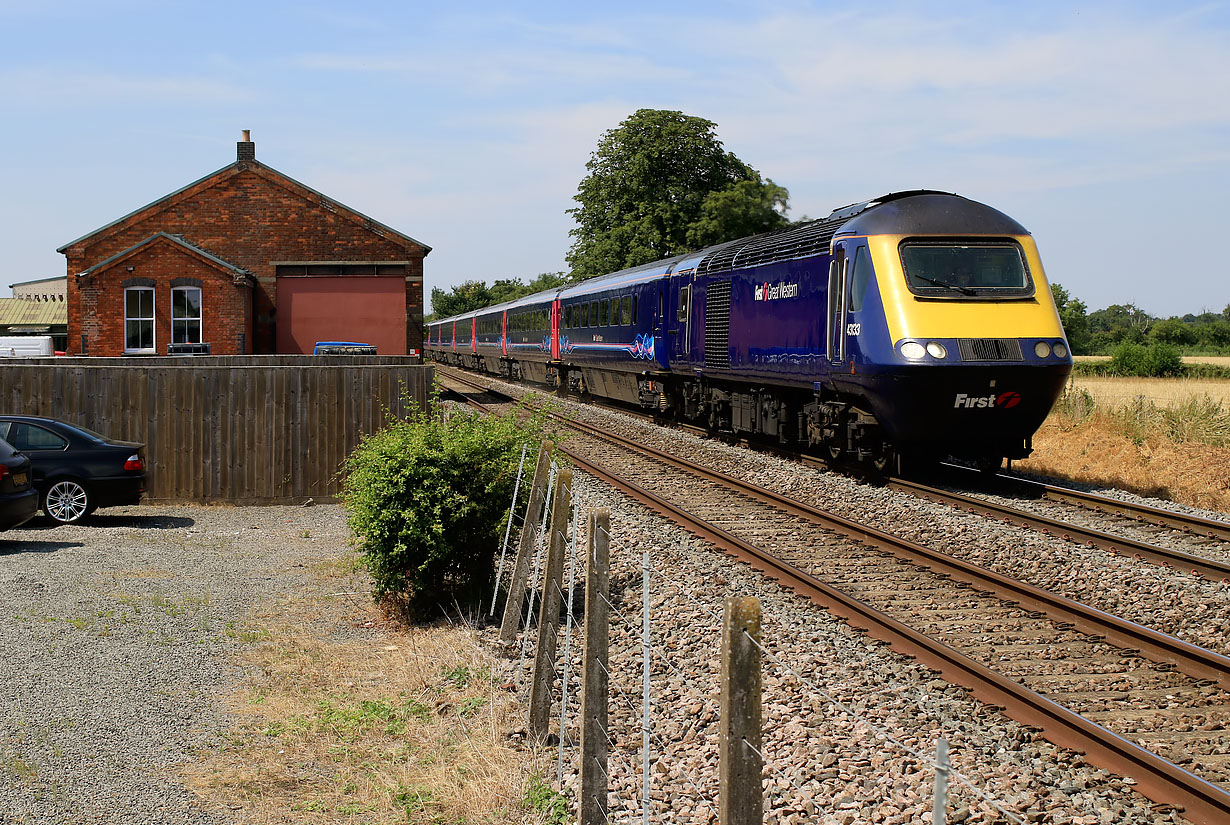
<box><xmin>436</xmin><ymin>367</ymin><xmax>1230</xmax><ymax>824</ymax></box>
<box><xmin>885</xmin><ymin>476</ymin><xmax>1230</xmax><ymax>584</ymax></box>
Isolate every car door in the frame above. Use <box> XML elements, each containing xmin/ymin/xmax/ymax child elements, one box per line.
<box><xmin>2</xmin><ymin>422</ymin><xmax>70</xmax><ymax>486</ymax></box>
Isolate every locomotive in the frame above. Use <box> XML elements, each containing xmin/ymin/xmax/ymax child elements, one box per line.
<box><xmin>426</xmin><ymin>190</ymin><xmax>1072</xmax><ymax>472</ymax></box>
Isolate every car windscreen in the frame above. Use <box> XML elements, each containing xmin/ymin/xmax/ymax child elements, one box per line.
<box><xmin>899</xmin><ymin>240</ymin><xmax>1034</xmax><ymax>298</ymax></box>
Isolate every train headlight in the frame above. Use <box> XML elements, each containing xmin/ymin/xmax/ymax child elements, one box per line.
<box><xmin>925</xmin><ymin>342</ymin><xmax>947</xmax><ymax>359</ymax></box>
<box><xmin>900</xmin><ymin>341</ymin><xmax>926</xmax><ymax>360</ymax></box>
<box><xmin>1034</xmin><ymin>341</ymin><xmax>1052</xmax><ymax>358</ymax></box>
<box><xmin>1053</xmin><ymin>342</ymin><xmax>1069</xmax><ymax>359</ymax></box>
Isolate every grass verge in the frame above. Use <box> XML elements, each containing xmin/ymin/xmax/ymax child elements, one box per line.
<box><xmin>1016</xmin><ymin>384</ymin><xmax>1230</xmax><ymax>512</ymax></box>
<box><xmin>182</xmin><ymin>555</ymin><xmax>554</xmax><ymax>824</ymax></box>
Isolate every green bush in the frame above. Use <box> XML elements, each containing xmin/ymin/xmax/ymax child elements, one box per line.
<box><xmin>341</xmin><ymin>391</ymin><xmax>552</xmax><ymax>619</ymax></box>
<box><xmin>1107</xmin><ymin>342</ymin><xmax>1185</xmax><ymax>377</ymax></box>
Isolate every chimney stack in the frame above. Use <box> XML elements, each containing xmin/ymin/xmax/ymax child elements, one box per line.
<box><xmin>237</xmin><ymin>130</ymin><xmax>255</xmax><ymax>163</ymax></box>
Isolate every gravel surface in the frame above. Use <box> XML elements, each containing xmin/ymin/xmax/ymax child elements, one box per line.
<box><xmin>543</xmin><ymin>472</ymin><xmax>1187</xmax><ymax>824</ymax></box>
<box><xmin>493</xmin><ymin>383</ymin><xmax>1230</xmax><ymax>656</ymax></box>
<box><xmin>0</xmin><ymin>504</ymin><xmax>359</xmax><ymax>825</ymax></box>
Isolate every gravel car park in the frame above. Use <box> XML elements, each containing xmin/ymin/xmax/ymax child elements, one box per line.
<box><xmin>0</xmin><ymin>503</ymin><xmax>364</xmax><ymax>824</ymax></box>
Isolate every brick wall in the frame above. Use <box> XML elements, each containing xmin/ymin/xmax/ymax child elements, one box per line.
<box><xmin>73</xmin><ymin>239</ymin><xmax>251</xmax><ymax>355</ymax></box>
<box><xmin>63</xmin><ymin>160</ymin><xmax>427</xmax><ymax>355</ymax></box>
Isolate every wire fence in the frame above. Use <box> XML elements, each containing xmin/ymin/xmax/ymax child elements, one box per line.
<box><xmin>494</xmin><ymin>452</ymin><xmax>1097</xmax><ymax>825</ymax></box>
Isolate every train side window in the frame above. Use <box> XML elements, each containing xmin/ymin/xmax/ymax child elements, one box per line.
<box><xmin>599</xmin><ymin>299</ymin><xmax>609</xmax><ymax>326</ymax></box>
<box><xmin>677</xmin><ymin>286</ymin><xmax>690</xmax><ymax>321</ymax></box>
<box><xmin>608</xmin><ymin>298</ymin><xmax>617</xmax><ymax>325</ymax></box>
<box><xmin>590</xmin><ymin>300</ymin><xmax>599</xmax><ymax>326</ymax></box>
<box><xmin>849</xmin><ymin>247</ymin><xmax>873</xmax><ymax>311</ymax></box>
<box><xmin>621</xmin><ymin>295</ymin><xmax>632</xmax><ymax>325</ymax></box>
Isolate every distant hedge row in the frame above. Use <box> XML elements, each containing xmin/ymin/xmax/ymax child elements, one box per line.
<box><xmin>1072</xmin><ymin>343</ymin><xmax>1230</xmax><ymax>379</ymax></box>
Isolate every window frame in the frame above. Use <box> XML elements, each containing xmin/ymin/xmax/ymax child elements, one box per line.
<box><xmin>171</xmin><ymin>285</ymin><xmax>203</xmax><ymax>345</ymax></box>
<box><xmin>124</xmin><ymin>286</ymin><xmax>156</xmax><ymax>354</ymax></box>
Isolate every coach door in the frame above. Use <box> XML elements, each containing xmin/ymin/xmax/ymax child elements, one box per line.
<box><xmin>826</xmin><ymin>245</ymin><xmax>848</xmax><ymax>365</ymax></box>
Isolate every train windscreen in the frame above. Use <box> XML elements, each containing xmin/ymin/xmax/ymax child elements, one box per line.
<box><xmin>899</xmin><ymin>241</ymin><xmax>1033</xmax><ymax>298</ymax></box>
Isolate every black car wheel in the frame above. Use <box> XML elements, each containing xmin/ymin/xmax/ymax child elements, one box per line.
<box><xmin>44</xmin><ymin>479</ymin><xmax>91</xmax><ymax>524</ymax></box>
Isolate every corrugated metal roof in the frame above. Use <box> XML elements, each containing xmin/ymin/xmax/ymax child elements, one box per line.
<box><xmin>0</xmin><ymin>298</ymin><xmax>67</xmax><ymax>326</ymax></box>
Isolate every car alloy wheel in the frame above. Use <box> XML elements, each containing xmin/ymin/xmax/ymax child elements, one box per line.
<box><xmin>45</xmin><ymin>480</ymin><xmax>90</xmax><ymax>524</ymax></box>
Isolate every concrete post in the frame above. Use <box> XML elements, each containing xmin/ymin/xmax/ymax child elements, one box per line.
<box><xmin>720</xmin><ymin>596</ymin><xmax>763</xmax><ymax>825</ymax></box>
<box><xmin>529</xmin><ymin>468</ymin><xmax>573</xmax><ymax>740</ymax></box>
<box><xmin>579</xmin><ymin>509</ymin><xmax>610</xmax><ymax>825</ymax></box>
<box><xmin>499</xmin><ymin>441</ymin><xmax>552</xmax><ymax>642</ymax></box>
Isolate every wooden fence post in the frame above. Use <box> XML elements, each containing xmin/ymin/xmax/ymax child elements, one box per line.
<box><xmin>579</xmin><ymin>509</ymin><xmax>610</xmax><ymax>825</ymax></box>
<box><xmin>529</xmin><ymin>467</ymin><xmax>573</xmax><ymax>740</ymax></box>
<box><xmin>721</xmin><ymin>596</ymin><xmax>763</xmax><ymax>825</ymax></box>
<box><xmin>499</xmin><ymin>441</ymin><xmax>552</xmax><ymax>642</ymax></box>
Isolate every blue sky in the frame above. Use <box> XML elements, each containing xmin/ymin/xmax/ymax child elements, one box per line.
<box><xmin>2</xmin><ymin>0</ymin><xmax>1228</xmax><ymax>317</ymax></box>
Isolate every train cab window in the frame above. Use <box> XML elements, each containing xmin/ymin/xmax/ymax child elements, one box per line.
<box><xmin>899</xmin><ymin>240</ymin><xmax>1033</xmax><ymax>298</ymax></box>
<box><xmin>621</xmin><ymin>295</ymin><xmax>632</xmax><ymax>325</ymax></box>
<box><xmin>849</xmin><ymin>247</ymin><xmax>873</xmax><ymax>312</ymax></box>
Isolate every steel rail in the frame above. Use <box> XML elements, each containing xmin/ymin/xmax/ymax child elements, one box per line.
<box><xmin>438</xmin><ymin>368</ymin><xmax>1230</xmax><ymax>823</ymax></box>
<box><xmin>557</xmin><ymin>443</ymin><xmax>1230</xmax><ymax>825</ymax></box>
<box><xmin>973</xmin><ymin>466</ymin><xmax>1230</xmax><ymax>543</ymax></box>
<box><xmin>886</xmin><ymin>477</ymin><xmax>1230</xmax><ymax>583</ymax></box>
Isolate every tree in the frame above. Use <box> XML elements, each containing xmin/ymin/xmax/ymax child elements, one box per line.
<box><xmin>1050</xmin><ymin>283</ymin><xmax>1091</xmax><ymax>354</ymax></box>
<box><xmin>428</xmin><ymin>280</ymin><xmax>491</xmax><ymax>320</ymax></box>
<box><xmin>566</xmin><ymin>109</ymin><xmax>789</xmax><ymax>278</ymax></box>
<box><xmin>1149</xmin><ymin>318</ymin><xmax>1197</xmax><ymax>347</ymax></box>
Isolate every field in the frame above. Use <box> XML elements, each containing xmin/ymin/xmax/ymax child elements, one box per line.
<box><xmin>1073</xmin><ymin>355</ymin><xmax>1230</xmax><ymax>367</ymax></box>
<box><xmin>1014</xmin><ymin>375</ymin><xmax>1230</xmax><ymax>513</ymax></box>
<box><xmin>1068</xmin><ymin>374</ymin><xmax>1230</xmax><ymax>407</ymax></box>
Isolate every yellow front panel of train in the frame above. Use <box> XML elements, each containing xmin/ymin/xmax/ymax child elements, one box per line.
<box><xmin>868</xmin><ymin>234</ymin><xmax>1066</xmax><ymax>342</ymax></box>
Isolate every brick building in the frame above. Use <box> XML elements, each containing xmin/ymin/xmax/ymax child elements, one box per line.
<box><xmin>59</xmin><ymin>132</ymin><xmax>429</xmax><ymax>356</ymax></box>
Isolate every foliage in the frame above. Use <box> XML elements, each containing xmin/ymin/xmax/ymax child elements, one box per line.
<box><xmin>429</xmin><ymin>280</ymin><xmax>493</xmax><ymax>320</ymax></box>
<box><xmin>341</xmin><ymin>390</ymin><xmax>552</xmax><ymax>619</ymax></box>
<box><xmin>427</xmin><ymin>272</ymin><xmax>569</xmax><ymax>320</ymax></box>
<box><xmin>1107</xmin><ymin>342</ymin><xmax>1185</xmax><ymax>377</ymax></box>
<box><xmin>523</xmin><ymin>773</ymin><xmax>570</xmax><ymax>825</ymax></box>
<box><xmin>1050</xmin><ymin>282</ymin><xmax>1091</xmax><ymax>354</ymax></box>
<box><xmin>566</xmin><ymin>108</ymin><xmax>789</xmax><ymax>278</ymax></box>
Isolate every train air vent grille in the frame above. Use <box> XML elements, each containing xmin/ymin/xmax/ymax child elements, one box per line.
<box><xmin>705</xmin><ymin>281</ymin><xmax>732</xmax><ymax>370</ymax></box>
<box><xmin>697</xmin><ymin>216</ymin><xmax>851</xmax><ymax>276</ymax></box>
<box><xmin>957</xmin><ymin>338</ymin><xmax>1024</xmax><ymax>361</ymax></box>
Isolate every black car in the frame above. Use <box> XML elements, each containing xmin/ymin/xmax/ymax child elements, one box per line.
<box><xmin>0</xmin><ymin>437</ymin><xmax>39</xmax><ymax>531</ymax></box>
<box><xmin>0</xmin><ymin>416</ymin><xmax>146</xmax><ymax>524</ymax></box>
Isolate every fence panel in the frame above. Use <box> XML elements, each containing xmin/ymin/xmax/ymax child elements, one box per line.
<box><xmin>0</xmin><ymin>356</ymin><xmax>432</xmax><ymax>503</ymax></box>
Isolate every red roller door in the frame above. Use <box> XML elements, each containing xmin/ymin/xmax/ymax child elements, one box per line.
<box><xmin>276</xmin><ymin>276</ymin><xmax>406</xmax><ymax>355</ymax></box>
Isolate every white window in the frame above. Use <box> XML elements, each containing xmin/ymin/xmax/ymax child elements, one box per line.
<box><xmin>172</xmin><ymin>286</ymin><xmax>202</xmax><ymax>344</ymax></box>
<box><xmin>124</xmin><ymin>287</ymin><xmax>155</xmax><ymax>353</ymax></box>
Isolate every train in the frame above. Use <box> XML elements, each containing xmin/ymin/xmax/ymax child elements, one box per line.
<box><xmin>426</xmin><ymin>190</ymin><xmax>1072</xmax><ymax>473</ymax></box>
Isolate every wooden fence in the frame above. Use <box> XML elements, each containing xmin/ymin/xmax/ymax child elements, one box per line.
<box><xmin>0</xmin><ymin>356</ymin><xmax>433</xmax><ymax>504</ymax></box>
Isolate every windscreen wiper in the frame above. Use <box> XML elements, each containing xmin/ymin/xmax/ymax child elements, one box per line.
<box><xmin>916</xmin><ymin>275</ymin><xmax>976</xmax><ymax>296</ymax></box>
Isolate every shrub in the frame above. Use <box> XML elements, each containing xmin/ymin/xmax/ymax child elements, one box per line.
<box><xmin>1108</xmin><ymin>342</ymin><xmax>1185</xmax><ymax>377</ymax></box>
<box><xmin>341</xmin><ymin>390</ymin><xmax>553</xmax><ymax>620</ymax></box>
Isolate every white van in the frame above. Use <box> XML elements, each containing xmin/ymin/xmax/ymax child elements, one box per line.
<box><xmin>0</xmin><ymin>336</ymin><xmax>54</xmax><ymax>357</ymax></box>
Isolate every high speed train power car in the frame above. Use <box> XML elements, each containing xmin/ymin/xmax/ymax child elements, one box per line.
<box><xmin>427</xmin><ymin>190</ymin><xmax>1072</xmax><ymax>472</ymax></box>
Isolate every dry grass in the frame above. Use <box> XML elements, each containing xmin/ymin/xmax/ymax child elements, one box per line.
<box><xmin>1016</xmin><ymin>383</ymin><xmax>1230</xmax><ymax>512</ymax></box>
<box><xmin>1069</xmin><ymin>375</ymin><xmax>1230</xmax><ymax>408</ymax></box>
<box><xmin>183</xmin><ymin>559</ymin><xmax>552</xmax><ymax>824</ymax></box>
<box><xmin>1074</xmin><ymin>355</ymin><xmax>1230</xmax><ymax>366</ymax></box>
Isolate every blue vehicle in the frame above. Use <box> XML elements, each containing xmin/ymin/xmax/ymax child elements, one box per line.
<box><xmin>426</xmin><ymin>191</ymin><xmax>1072</xmax><ymax>472</ymax></box>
